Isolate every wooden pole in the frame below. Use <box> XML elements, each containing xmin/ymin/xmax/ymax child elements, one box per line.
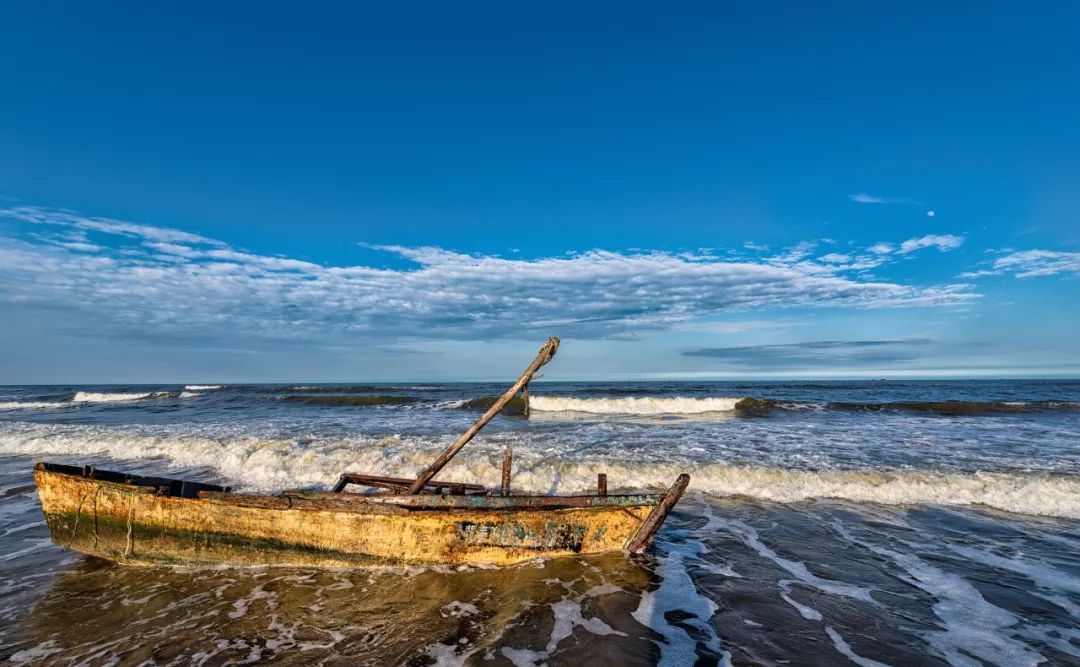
<box><xmin>501</xmin><ymin>448</ymin><xmax>512</xmax><ymax>496</ymax></box>
<box><xmin>406</xmin><ymin>337</ymin><xmax>560</xmax><ymax>494</ymax></box>
<box><xmin>625</xmin><ymin>474</ymin><xmax>690</xmax><ymax>553</ymax></box>
<box><xmin>597</xmin><ymin>473</ymin><xmax>607</xmax><ymax>496</ymax></box>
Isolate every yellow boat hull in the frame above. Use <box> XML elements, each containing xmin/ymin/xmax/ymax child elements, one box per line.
<box><xmin>34</xmin><ymin>463</ymin><xmax>668</xmax><ymax>567</ymax></box>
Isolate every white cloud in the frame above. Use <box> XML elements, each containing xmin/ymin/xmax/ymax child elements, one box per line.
<box><xmin>768</xmin><ymin>241</ymin><xmax>817</xmax><ymax>264</ymax></box>
<box><xmin>869</xmin><ymin>243</ymin><xmax>895</xmax><ymax>254</ymax></box>
<box><xmin>146</xmin><ymin>242</ymin><xmax>200</xmax><ymax>257</ymax></box>
<box><xmin>849</xmin><ymin>193</ymin><xmax>887</xmax><ymax>204</ymax></box>
<box><xmin>957</xmin><ymin>269</ymin><xmax>1000</xmax><ymax>279</ymax></box>
<box><xmin>849</xmin><ymin>193</ymin><xmax>912</xmax><ymax>205</ymax></box>
<box><xmin>818</xmin><ymin>253</ymin><xmax>850</xmax><ymax>264</ymax></box>
<box><xmin>897</xmin><ymin>234</ymin><xmax>964</xmax><ymax>254</ymax></box>
<box><xmin>990</xmin><ymin>249</ymin><xmax>1080</xmax><ymax>278</ymax></box>
<box><xmin>56</xmin><ymin>241</ymin><xmax>105</xmax><ymax>253</ymax></box>
<box><xmin>0</xmin><ymin>206</ymin><xmax>978</xmax><ymax>344</ymax></box>
<box><xmin>1</xmin><ymin>205</ymin><xmax>222</xmax><ymax>246</ymax></box>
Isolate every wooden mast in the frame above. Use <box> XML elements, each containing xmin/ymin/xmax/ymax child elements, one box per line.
<box><xmin>406</xmin><ymin>337</ymin><xmax>559</xmax><ymax>494</ymax></box>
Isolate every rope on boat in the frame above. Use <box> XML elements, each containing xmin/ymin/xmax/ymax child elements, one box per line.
<box><xmin>66</xmin><ymin>490</ymin><xmax>93</xmax><ymax>547</ymax></box>
<box><xmin>124</xmin><ymin>493</ymin><xmax>135</xmax><ymax>558</ymax></box>
<box><xmin>92</xmin><ymin>487</ymin><xmax>101</xmax><ymax>548</ymax></box>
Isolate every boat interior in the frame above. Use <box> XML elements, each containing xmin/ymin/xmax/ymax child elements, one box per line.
<box><xmin>37</xmin><ymin>462</ymin><xmax>231</xmax><ymax>499</ymax></box>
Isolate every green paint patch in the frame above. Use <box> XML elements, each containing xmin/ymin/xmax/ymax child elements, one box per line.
<box><xmin>457</xmin><ymin>521</ymin><xmax>587</xmax><ymax>552</ymax></box>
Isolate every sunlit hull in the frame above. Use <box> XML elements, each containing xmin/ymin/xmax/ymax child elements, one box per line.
<box><xmin>35</xmin><ymin>463</ymin><xmax>684</xmax><ymax>567</ymax></box>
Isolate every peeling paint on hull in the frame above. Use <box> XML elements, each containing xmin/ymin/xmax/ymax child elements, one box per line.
<box><xmin>35</xmin><ymin>465</ymin><xmax>661</xmax><ymax>567</ymax></box>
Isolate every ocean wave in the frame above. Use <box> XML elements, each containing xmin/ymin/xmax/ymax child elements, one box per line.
<box><xmin>527</xmin><ymin>396</ymin><xmax>1080</xmax><ymax>417</ymax></box>
<box><xmin>852</xmin><ymin>400</ymin><xmax>1080</xmax><ymax>414</ymax></box>
<box><xmin>736</xmin><ymin>398</ymin><xmax>1080</xmax><ymax>416</ymax></box>
<box><xmin>284</xmin><ymin>385</ymin><xmax>392</xmax><ymax>394</ymax></box>
<box><xmin>4</xmin><ymin>423</ymin><xmax>1078</xmax><ymax>519</ymax></box>
<box><xmin>0</xmin><ymin>401</ymin><xmax>71</xmax><ymax>410</ymax></box>
<box><xmin>183</xmin><ymin>385</ymin><xmax>223</xmax><ymax>391</ymax></box>
<box><xmin>281</xmin><ymin>395</ymin><xmax>419</xmax><ymax>406</ymax></box>
<box><xmin>529</xmin><ymin>396</ymin><xmax>743</xmax><ymax>415</ymax></box>
<box><xmin>70</xmin><ymin>391</ymin><xmax>164</xmax><ymax>403</ymax></box>
<box><xmin>456</xmin><ymin>396</ymin><xmax>529</xmax><ymax>414</ymax></box>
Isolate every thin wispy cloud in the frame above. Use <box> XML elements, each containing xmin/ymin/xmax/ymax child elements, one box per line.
<box><xmin>3</xmin><ymin>206</ymin><xmax>223</xmax><ymax>246</ymax></box>
<box><xmin>818</xmin><ymin>253</ymin><xmax>851</xmax><ymax>264</ymax></box>
<box><xmin>961</xmin><ymin>249</ymin><xmax>1080</xmax><ymax>279</ymax></box>
<box><xmin>864</xmin><ymin>235</ymin><xmax>962</xmax><ymax>256</ymax></box>
<box><xmin>849</xmin><ymin>194</ymin><xmax>935</xmax><ymax>218</ymax></box>
<box><xmin>849</xmin><ymin>193</ymin><xmax>912</xmax><ymax>205</ymax></box>
<box><xmin>683</xmin><ymin>339</ymin><xmax>937</xmax><ymax>369</ymax></box>
<box><xmin>0</xmin><ymin>205</ymin><xmax>979</xmax><ymax>346</ymax></box>
<box><xmin>897</xmin><ymin>234</ymin><xmax>964</xmax><ymax>254</ymax></box>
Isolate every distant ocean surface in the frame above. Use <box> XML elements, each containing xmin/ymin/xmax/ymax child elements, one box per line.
<box><xmin>1</xmin><ymin>380</ymin><xmax>1079</xmax><ymax>665</ymax></box>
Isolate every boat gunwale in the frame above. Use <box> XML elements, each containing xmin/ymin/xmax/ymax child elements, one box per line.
<box><xmin>282</xmin><ymin>489</ymin><xmax>665</xmax><ymax>510</ymax></box>
<box><xmin>35</xmin><ymin>462</ymin><xmax>666</xmax><ymax>514</ymax></box>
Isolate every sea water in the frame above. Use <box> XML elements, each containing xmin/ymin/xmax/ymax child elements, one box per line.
<box><xmin>0</xmin><ymin>380</ymin><xmax>1077</xmax><ymax>665</ymax></box>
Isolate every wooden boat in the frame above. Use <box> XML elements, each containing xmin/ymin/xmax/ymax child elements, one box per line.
<box><xmin>35</xmin><ymin>338</ymin><xmax>690</xmax><ymax>567</ymax></box>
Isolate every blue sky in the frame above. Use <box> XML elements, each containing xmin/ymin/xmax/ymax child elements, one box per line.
<box><xmin>1</xmin><ymin>2</ymin><xmax>1078</xmax><ymax>382</ymax></box>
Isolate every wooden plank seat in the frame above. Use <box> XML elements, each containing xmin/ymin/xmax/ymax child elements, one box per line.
<box><xmin>332</xmin><ymin>473</ymin><xmax>488</xmax><ymax>495</ymax></box>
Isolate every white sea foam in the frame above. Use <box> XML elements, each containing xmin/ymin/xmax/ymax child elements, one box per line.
<box><xmin>2</xmin><ymin>423</ymin><xmax>1080</xmax><ymax>519</ymax></box>
<box><xmin>71</xmin><ymin>391</ymin><xmax>156</xmax><ymax>403</ymax></box>
<box><xmin>184</xmin><ymin>385</ymin><xmax>223</xmax><ymax>391</ymax></box>
<box><xmin>824</xmin><ymin>627</ymin><xmax>890</xmax><ymax>667</ymax></box>
<box><xmin>7</xmin><ymin>640</ymin><xmax>64</xmax><ymax>664</ymax></box>
<box><xmin>529</xmin><ymin>395</ymin><xmax>742</xmax><ymax>414</ymax></box>
<box><xmin>425</xmin><ymin>641</ymin><xmax>477</xmax><ymax>667</ymax></box>
<box><xmin>440</xmin><ymin>601</ymin><xmax>480</xmax><ymax>618</ymax></box>
<box><xmin>947</xmin><ymin>544</ymin><xmax>1080</xmax><ymax>595</ymax></box>
<box><xmin>499</xmin><ymin>583</ymin><xmax>629</xmax><ymax>666</ymax></box>
<box><xmin>1017</xmin><ymin>623</ymin><xmax>1080</xmax><ymax>660</ymax></box>
<box><xmin>833</xmin><ymin>521</ymin><xmax>1046</xmax><ymax>666</ymax></box>
<box><xmin>632</xmin><ymin>534</ymin><xmax>731</xmax><ymax>666</ymax></box>
<box><xmin>705</xmin><ymin>511</ymin><xmax>877</xmax><ymax>622</ymax></box>
<box><xmin>0</xmin><ymin>402</ymin><xmax>70</xmax><ymax>410</ymax></box>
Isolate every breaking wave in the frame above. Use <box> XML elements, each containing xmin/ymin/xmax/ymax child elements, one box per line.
<box><xmin>455</xmin><ymin>396</ymin><xmax>529</xmax><ymax>414</ymax></box>
<box><xmin>528</xmin><ymin>396</ymin><xmax>1080</xmax><ymax>417</ymax></box>
<box><xmin>3</xmin><ymin>392</ymin><xmax>199</xmax><ymax>408</ymax></box>
<box><xmin>0</xmin><ymin>401</ymin><xmax>71</xmax><ymax>410</ymax></box>
<box><xmin>184</xmin><ymin>385</ymin><xmax>223</xmax><ymax>391</ymax></box>
<box><xmin>3</xmin><ymin>423</ymin><xmax>1078</xmax><ymax>519</ymax></box>
<box><xmin>740</xmin><ymin>398</ymin><xmax>1080</xmax><ymax>415</ymax></box>
<box><xmin>529</xmin><ymin>396</ymin><xmax>742</xmax><ymax>415</ymax></box>
<box><xmin>71</xmin><ymin>391</ymin><xmax>165</xmax><ymax>403</ymax></box>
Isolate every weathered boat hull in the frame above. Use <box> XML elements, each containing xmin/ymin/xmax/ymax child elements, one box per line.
<box><xmin>35</xmin><ymin>463</ymin><xmax>669</xmax><ymax>567</ymax></box>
